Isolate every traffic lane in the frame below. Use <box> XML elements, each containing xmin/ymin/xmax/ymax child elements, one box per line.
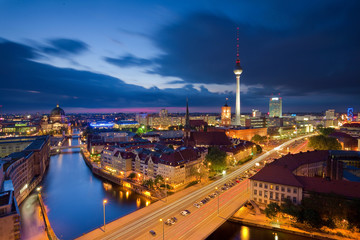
<box><xmin>178</xmin><ymin>184</ymin><xmax>250</xmax><ymax>239</ymax></box>
<box><xmin>134</xmin><ymin>180</ymin><xmax>249</xmax><ymax>240</ymax></box>
<box><xmin>165</xmin><ymin>180</ymin><xmax>249</xmax><ymax>240</ymax></box>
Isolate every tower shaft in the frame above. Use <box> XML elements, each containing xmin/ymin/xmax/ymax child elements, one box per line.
<box><xmin>235</xmin><ymin>75</ymin><xmax>241</xmax><ymax>125</ymax></box>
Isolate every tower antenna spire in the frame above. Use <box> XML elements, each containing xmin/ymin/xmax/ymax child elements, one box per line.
<box><xmin>236</xmin><ymin>27</ymin><xmax>240</xmax><ymax>65</ymax></box>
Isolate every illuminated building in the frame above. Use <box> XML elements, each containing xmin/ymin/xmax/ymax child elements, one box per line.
<box><xmin>269</xmin><ymin>97</ymin><xmax>282</xmax><ymax>118</ymax></box>
<box><xmin>250</xmin><ymin>151</ymin><xmax>360</xmax><ymax>208</ymax></box>
<box><xmin>325</xmin><ymin>109</ymin><xmax>335</xmax><ymax>120</ymax></box>
<box><xmin>234</xmin><ymin>27</ymin><xmax>243</xmax><ymax>126</ymax></box>
<box><xmin>245</xmin><ymin>117</ymin><xmax>266</xmax><ymax>128</ymax></box>
<box><xmin>252</xmin><ymin>109</ymin><xmax>261</xmax><ymax>118</ymax></box>
<box><xmin>40</xmin><ymin>104</ymin><xmax>69</xmax><ymax>133</ymax></box>
<box><xmin>159</xmin><ymin>109</ymin><xmax>168</xmax><ymax>118</ymax></box>
<box><xmin>0</xmin><ymin>136</ymin><xmax>50</xmax><ymax>204</ymax></box>
<box><xmin>0</xmin><ymin>190</ymin><xmax>20</xmax><ymax>240</ymax></box>
<box><xmin>221</xmin><ymin>98</ymin><xmax>231</xmax><ymax>127</ymax></box>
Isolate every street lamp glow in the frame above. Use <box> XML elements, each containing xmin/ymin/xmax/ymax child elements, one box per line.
<box><xmin>222</xmin><ymin>170</ymin><xmax>226</xmax><ymax>175</ymax></box>
<box><xmin>160</xmin><ymin>218</ymin><xmax>164</xmax><ymax>240</ymax></box>
<box><xmin>103</xmin><ymin>199</ymin><xmax>108</xmax><ymax>231</ymax></box>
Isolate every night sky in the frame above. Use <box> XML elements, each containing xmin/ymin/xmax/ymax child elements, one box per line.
<box><xmin>1</xmin><ymin>0</ymin><xmax>359</xmax><ymax>114</ymax></box>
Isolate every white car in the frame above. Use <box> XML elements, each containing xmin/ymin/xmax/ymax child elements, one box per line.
<box><xmin>180</xmin><ymin>210</ymin><xmax>188</xmax><ymax>216</ymax></box>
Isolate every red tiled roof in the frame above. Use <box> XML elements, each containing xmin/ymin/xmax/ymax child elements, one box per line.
<box><xmin>271</xmin><ymin>150</ymin><xmax>329</xmax><ymax>171</ymax></box>
<box><xmin>249</xmin><ymin>164</ymin><xmax>303</xmax><ymax>187</ymax></box>
<box><xmin>160</xmin><ymin>148</ymin><xmax>198</xmax><ymax>166</ymax></box>
<box><xmin>190</xmin><ymin>132</ymin><xmax>232</xmax><ymax>146</ymax></box>
<box><xmin>189</xmin><ymin>120</ymin><xmax>207</xmax><ymax>127</ymax></box>
<box><xmin>297</xmin><ymin>176</ymin><xmax>360</xmax><ymax>199</ymax></box>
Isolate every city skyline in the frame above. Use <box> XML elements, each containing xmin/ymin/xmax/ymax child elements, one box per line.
<box><xmin>1</xmin><ymin>0</ymin><xmax>360</xmax><ymax>113</ymax></box>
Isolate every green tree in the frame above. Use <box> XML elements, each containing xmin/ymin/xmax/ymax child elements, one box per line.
<box><xmin>265</xmin><ymin>202</ymin><xmax>280</xmax><ymax>219</ymax></box>
<box><xmin>251</xmin><ymin>134</ymin><xmax>266</xmax><ymax>143</ymax></box>
<box><xmin>319</xmin><ymin>127</ymin><xmax>335</xmax><ymax>136</ymax></box>
<box><xmin>142</xmin><ymin>179</ymin><xmax>154</xmax><ymax>190</ymax></box>
<box><xmin>303</xmin><ymin>208</ymin><xmax>323</xmax><ymax>228</ymax></box>
<box><xmin>128</xmin><ymin>172</ymin><xmax>136</xmax><ymax>180</ymax></box>
<box><xmin>308</xmin><ymin>135</ymin><xmax>342</xmax><ymax>150</ymax></box>
<box><xmin>205</xmin><ymin>147</ymin><xmax>227</xmax><ymax>172</ymax></box>
<box><xmin>154</xmin><ymin>175</ymin><xmax>164</xmax><ymax>188</ymax></box>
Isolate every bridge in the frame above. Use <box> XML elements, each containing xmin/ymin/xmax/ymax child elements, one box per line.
<box><xmin>76</xmin><ymin>134</ymin><xmax>314</xmax><ymax>240</ymax></box>
<box><xmin>51</xmin><ymin>144</ymin><xmax>85</xmax><ymax>150</ymax></box>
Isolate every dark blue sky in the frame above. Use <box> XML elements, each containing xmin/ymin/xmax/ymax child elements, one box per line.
<box><xmin>0</xmin><ymin>0</ymin><xmax>359</xmax><ymax>113</ymax></box>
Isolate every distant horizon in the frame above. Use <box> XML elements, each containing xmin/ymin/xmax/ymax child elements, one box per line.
<box><xmin>0</xmin><ymin>106</ymin><xmax>353</xmax><ymax>116</ymax></box>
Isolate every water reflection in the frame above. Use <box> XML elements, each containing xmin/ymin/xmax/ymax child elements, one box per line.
<box><xmin>39</xmin><ymin>138</ymin><xmax>150</xmax><ymax>240</ymax></box>
<box><xmin>207</xmin><ymin>221</ymin><xmax>315</xmax><ymax>240</ymax></box>
<box><xmin>240</xmin><ymin>225</ymin><xmax>249</xmax><ymax>240</ymax></box>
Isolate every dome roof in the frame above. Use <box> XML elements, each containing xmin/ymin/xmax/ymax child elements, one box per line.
<box><xmin>51</xmin><ymin>104</ymin><xmax>65</xmax><ymax>116</ymax></box>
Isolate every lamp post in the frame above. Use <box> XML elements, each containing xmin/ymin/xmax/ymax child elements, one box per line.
<box><xmin>103</xmin><ymin>199</ymin><xmax>107</xmax><ymax>231</ymax></box>
<box><xmin>215</xmin><ymin>187</ymin><xmax>219</xmax><ymax>215</ymax></box>
<box><xmin>165</xmin><ymin>178</ymin><xmax>169</xmax><ymax>202</ymax></box>
<box><xmin>160</xmin><ymin>218</ymin><xmax>164</xmax><ymax>240</ymax></box>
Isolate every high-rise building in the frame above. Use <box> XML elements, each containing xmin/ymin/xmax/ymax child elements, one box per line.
<box><xmin>325</xmin><ymin>109</ymin><xmax>335</xmax><ymax>120</ymax></box>
<box><xmin>252</xmin><ymin>109</ymin><xmax>261</xmax><ymax>118</ymax></box>
<box><xmin>234</xmin><ymin>27</ymin><xmax>242</xmax><ymax>126</ymax></box>
<box><xmin>159</xmin><ymin>109</ymin><xmax>168</xmax><ymax>118</ymax></box>
<box><xmin>221</xmin><ymin>98</ymin><xmax>231</xmax><ymax>127</ymax></box>
<box><xmin>269</xmin><ymin>97</ymin><xmax>282</xmax><ymax>117</ymax></box>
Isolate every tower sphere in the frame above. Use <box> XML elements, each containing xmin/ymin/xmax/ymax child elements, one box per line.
<box><xmin>234</xmin><ymin>64</ymin><xmax>242</xmax><ymax>75</ymax></box>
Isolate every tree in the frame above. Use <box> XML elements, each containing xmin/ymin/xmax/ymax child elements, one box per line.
<box><xmin>303</xmin><ymin>208</ymin><xmax>323</xmax><ymax>228</ymax></box>
<box><xmin>205</xmin><ymin>147</ymin><xmax>227</xmax><ymax>172</ymax></box>
<box><xmin>308</xmin><ymin>135</ymin><xmax>342</xmax><ymax>150</ymax></box>
<box><xmin>319</xmin><ymin>127</ymin><xmax>335</xmax><ymax>136</ymax></box>
<box><xmin>128</xmin><ymin>172</ymin><xmax>136</xmax><ymax>180</ymax></box>
<box><xmin>154</xmin><ymin>175</ymin><xmax>164</xmax><ymax>188</ymax></box>
<box><xmin>142</xmin><ymin>179</ymin><xmax>154</xmax><ymax>189</ymax></box>
<box><xmin>251</xmin><ymin>134</ymin><xmax>266</xmax><ymax>143</ymax></box>
<box><xmin>265</xmin><ymin>202</ymin><xmax>280</xmax><ymax>219</ymax></box>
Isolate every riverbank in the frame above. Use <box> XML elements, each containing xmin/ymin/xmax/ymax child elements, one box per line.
<box><xmin>230</xmin><ymin>205</ymin><xmax>359</xmax><ymax>240</ymax></box>
<box><xmin>81</xmin><ymin>149</ymin><xmax>160</xmax><ymax>201</ymax></box>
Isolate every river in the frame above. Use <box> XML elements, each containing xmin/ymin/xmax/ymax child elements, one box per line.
<box><xmin>20</xmin><ymin>136</ymin><xmax>149</xmax><ymax>240</ymax></box>
<box><xmin>207</xmin><ymin>221</ymin><xmax>312</xmax><ymax>240</ymax></box>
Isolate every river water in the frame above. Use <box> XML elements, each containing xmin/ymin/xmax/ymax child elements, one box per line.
<box><xmin>21</xmin><ymin>137</ymin><xmax>149</xmax><ymax>240</ymax></box>
<box><xmin>207</xmin><ymin>221</ymin><xmax>312</xmax><ymax>240</ymax></box>
<box><xmin>20</xmin><ymin>136</ymin><xmax>312</xmax><ymax>240</ymax></box>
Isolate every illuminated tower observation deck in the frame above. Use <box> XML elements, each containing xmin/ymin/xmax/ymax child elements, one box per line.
<box><xmin>234</xmin><ymin>27</ymin><xmax>242</xmax><ymax>126</ymax></box>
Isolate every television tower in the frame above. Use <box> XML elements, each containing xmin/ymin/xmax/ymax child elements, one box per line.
<box><xmin>234</xmin><ymin>27</ymin><xmax>243</xmax><ymax>126</ymax></box>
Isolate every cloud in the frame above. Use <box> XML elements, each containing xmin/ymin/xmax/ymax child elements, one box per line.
<box><xmin>0</xmin><ymin>39</ymin><xmax>231</xmax><ymax>112</ymax></box>
<box><xmin>104</xmin><ymin>54</ymin><xmax>153</xmax><ymax>68</ymax></box>
<box><xmin>41</xmin><ymin>38</ymin><xmax>89</xmax><ymax>56</ymax></box>
<box><xmin>149</xmin><ymin>3</ymin><xmax>360</xmax><ymax>99</ymax></box>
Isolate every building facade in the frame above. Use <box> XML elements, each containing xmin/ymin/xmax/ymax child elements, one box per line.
<box><xmin>269</xmin><ymin>97</ymin><xmax>282</xmax><ymax>118</ymax></box>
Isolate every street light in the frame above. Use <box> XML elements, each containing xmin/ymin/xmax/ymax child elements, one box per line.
<box><xmin>160</xmin><ymin>218</ymin><xmax>164</xmax><ymax>240</ymax></box>
<box><xmin>103</xmin><ymin>199</ymin><xmax>107</xmax><ymax>231</ymax></box>
<box><xmin>215</xmin><ymin>187</ymin><xmax>219</xmax><ymax>215</ymax></box>
<box><xmin>165</xmin><ymin>178</ymin><xmax>169</xmax><ymax>202</ymax></box>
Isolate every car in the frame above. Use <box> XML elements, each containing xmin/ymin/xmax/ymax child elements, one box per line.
<box><xmin>205</xmin><ymin>197</ymin><xmax>210</xmax><ymax>201</ymax></box>
<box><xmin>171</xmin><ymin>217</ymin><xmax>178</xmax><ymax>223</ymax></box>
<box><xmin>209</xmin><ymin>194</ymin><xmax>215</xmax><ymax>198</ymax></box>
<box><xmin>165</xmin><ymin>219</ymin><xmax>173</xmax><ymax>225</ymax></box>
<box><xmin>181</xmin><ymin>210</ymin><xmax>188</xmax><ymax>216</ymax></box>
<box><xmin>185</xmin><ymin>210</ymin><xmax>191</xmax><ymax>214</ymax></box>
<box><xmin>149</xmin><ymin>230</ymin><xmax>156</xmax><ymax>236</ymax></box>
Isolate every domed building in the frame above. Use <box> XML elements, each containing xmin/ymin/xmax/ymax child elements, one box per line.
<box><xmin>41</xmin><ymin>104</ymin><xmax>69</xmax><ymax>134</ymax></box>
<box><xmin>50</xmin><ymin>104</ymin><xmax>66</xmax><ymax>123</ymax></box>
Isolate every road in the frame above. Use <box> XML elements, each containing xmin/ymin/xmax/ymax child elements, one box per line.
<box><xmin>77</xmin><ymin>133</ymin><xmax>314</xmax><ymax>240</ymax></box>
